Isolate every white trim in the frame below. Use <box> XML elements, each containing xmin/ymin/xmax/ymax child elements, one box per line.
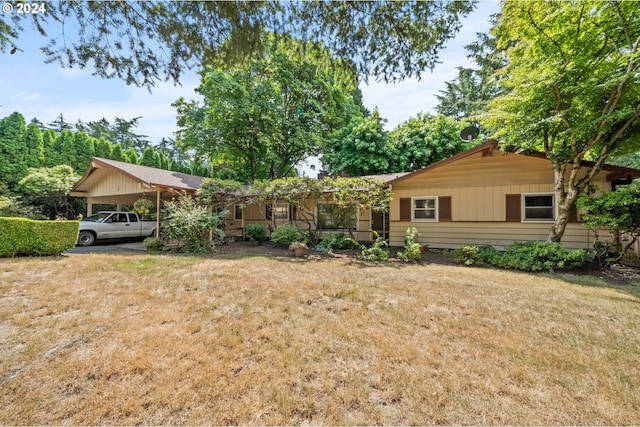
<box><xmin>411</xmin><ymin>196</ymin><xmax>438</xmax><ymax>222</ymax></box>
<box><xmin>521</xmin><ymin>193</ymin><xmax>556</xmax><ymax>222</ymax></box>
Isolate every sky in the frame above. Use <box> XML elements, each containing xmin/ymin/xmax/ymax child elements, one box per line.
<box><xmin>0</xmin><ymin>1</ymin><xmax>500</xmax><ymax>148</ymax></box>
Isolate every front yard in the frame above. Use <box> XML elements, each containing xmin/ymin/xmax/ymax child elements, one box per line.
<box><xmin>1</xmin><ymin>252</ymin><xmax>639</xmax><ymax>425</ymax></box>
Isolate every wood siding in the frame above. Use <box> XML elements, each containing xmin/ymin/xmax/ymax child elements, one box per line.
<box><xmin>389</xmin><ymin>150</ymin><xmax>613</xmax><ymax>250</ymax></box>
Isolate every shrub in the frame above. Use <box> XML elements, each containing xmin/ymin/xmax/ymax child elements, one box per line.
<box><xmin>142</xmin><ymin>237</ymin><xmax>164</xmax><ymax>252</ymax></box>
<box><xmin>0</xmin><ymin>217</ymin><xmax>79</xmax><ymax>257</ymax></box>
<box><xmin>359</xmin><ymin>232</ymin><xmax>389</xmax><ymax>262</ymax></box>
<box><xmin>270</xmin><ymin>223</ymin><xmax>301</xmax><ymax>246</ymax></box>
<box><xmin>397</xmin><ymin>227</ymin><xmax>422</xmax><ymax>262</ymax></box>
<box><xmin>488</xmin><ymin>241</ymin><xmax>588</xmax><ymax>272</ymax></box>
<box><xmin>162</xmin><ymin>196</ymin><xmax>225</xmax><ymax>253</ymax></box>
<box><xmin>452</xmin><ymin>244</ymin><xmax>486</xmax><ymax>266</ymax></box>
<box><xmin>314</xmin><ymin>232</ymin><xmax>357</xmax><ymax>253</ymax></box>
<box><xmin>246</xmin><ymin>223</ymin><xmax>266</xmax><ymax>243</ymax></box>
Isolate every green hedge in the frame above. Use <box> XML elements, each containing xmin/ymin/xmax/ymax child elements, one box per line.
<box><xmin>0</xmin><ymin>218</ymin><xmax>79</xmax><ymax>257</ymax></box>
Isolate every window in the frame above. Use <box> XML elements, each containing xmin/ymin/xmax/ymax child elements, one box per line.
<box><xmin>266</xmin><ymin>203</ymin><xmax>289</xmax><ymax>221</ymax></box>
<box><xmin>412</xmin><ymin>197</ymin><xmax>437</xmax><ymax>221</ymax></box>
<box><xmin>234</xmin><ymin>205</ymin><xmax>243</xmax><ymax>221</ymax></box>
<box><xmin>523</xmin><ymin>193</ymin><xmax>555</xmax><ymax>221</ymax></box>
<box><xmin>128</xmin><ymin>213</ymin><xmax>138</xmax><ymax>222</ymax></box>
<box><xmin>317</xmin><ymin>203</ymin><xmax>357</xmax><ymax>229</ymax></box>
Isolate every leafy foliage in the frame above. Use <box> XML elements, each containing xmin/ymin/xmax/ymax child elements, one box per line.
<box><xmin>322</xmin><ymin>110</ymin><xmax>390</xmax><ymax>176</ymax></box>
<box><xmin>577</xmin><ymin>183</ymin><xmax>640</xmax><ymax>266</ymax></box>
<box><xmin>245</xmin><ymin>224</ymin><xmax>266</xmax><ymax>243</ymax></box>
<box><xmin>270</xmin><ymin>224</ymin><xmax>301</xmax><ymax>247</ymax></box>
<box><xmin>314</xmin><ymin>233</ymin><xmax>356</xmax><ymax>254</ymax></box>
<box><xmin>0</xmin><ymin>217</ymin><xmax>79</xmax><ymax>257</ymax></box>
<box><xmin>397</xmin><ymin>227</ymin><xmax>422</xmax><ymax>263</ymax></box>
<box><xmin>18</xmin><ymin>165</ymin><xmax>81</xmax><ymax>219</ymax></box>
<box><xmin>359</xmin><ymin>232</ymin><xmax>390</xmax><ymax>262</ymax></box>
<box><xmin>483</xmin><ymin>242</ymin><xmax>588</xmax><ymax>273</ymax></box>
<box><xmin>175</xmin><ymin>40</ymin><xmax>359</xmax><ymax>182</ymax></box>
<box><xmin>390</xmin><ymin>114</ymin><xmax>473</xmax><ymax>171</ymax></box>
<box><xmin>162</xmin><ymin>196</ymin><xmax>225</xmax><ymax>253</ymax></box>
<box><xmin>142</xmin><ymin>237</ymin><xmax>164</xmax><ymax>252</ymax></box>
<box><xmin>484</xmin><ymin>1</ymin><xmax>640</xmax><ymax>242</ymax></box>
<box><xmin>452</xmin><ymin>244</ymin><xmax>486</xmax><ymax>266</ymax></box>
<box><xmin>4</xmin><ymin>2</ymin><xmax>474</xmax><ymax>88</ymax></box>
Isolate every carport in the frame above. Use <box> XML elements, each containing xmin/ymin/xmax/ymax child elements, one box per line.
<box><xmin>70</xmin><ymin>157</ymin><xmax>204</xmax><ymax>235</ymax></box>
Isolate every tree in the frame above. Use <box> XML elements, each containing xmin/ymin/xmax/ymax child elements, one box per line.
<box><xmin>175</xmin><ymin>40</ymin><xmax>359</xmax><ymax>182</ymax></box>
<box><xmin>0</xmin><ymin>112</ymin><xmax>28</xmax><ymax>189</ymax></box>
<box><xmin>578</xmin><ymin>182</ymin><xmax>640</xmax><ymax>266</ymax></box>
<box><xmin>51</xmin><ymin>130</ymin><xmax>77</xmax><ymax>167</ymax></box>
<box><xmin>390</xmin><ymin>114</ymin><xmax>473</xmax><ymax>172</ymax></box>
<box><xmin>25</xmin><ymin>122</ymin><xmax>44</xmax><ymax>168</ymax></box>
<box><xmin>484</xmin><ymin>0</ymin><xmax>640</xmax><ymax>242</ymax></box>
<box><xmin>436</xmin><ymin>18</ymin><xmax>506</xmax><ymax>121</ymax></box>
<box><xmin>17</xmin><ymin>165</ymin><xmax>80</xmax><ymax>219</ymax></box>
<box><xmin>73</xmin><ymin>132</ymin><xmax>93</xmax><ymax>174</ymax></box>
<box><xmin>140</xmin><ymin>146</ymin><xmax>160</xmax><ymax>168</ymax></box>
<box><xmin>3</xmin><ymin>2</ymin><xmax>474</xmax><ymax>89</ymax></box>
<box><xmin>47</xmin><ymin>114</ymin><xmax>73</xmax><ymax>132</ymax></box>
<box><xmin>322</xmin><ymin>110</ymin><xmax>391</xmax><ymax>177</ymax></box>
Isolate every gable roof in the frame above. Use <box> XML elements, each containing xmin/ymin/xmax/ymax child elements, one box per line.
<box><xmin>386</xmin><ymin>139</ymin><xmax>640</xmax><ymax>185</ymax></box>
<box><xmin>72</xmin><ymin>157</ymin><xmax>205</xmax><ymax>193</ymax></box>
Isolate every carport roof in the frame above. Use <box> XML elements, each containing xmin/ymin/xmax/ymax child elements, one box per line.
<box><xmin>72</xmin><ymin>157</ymin><xmax>205</xmax><ymax>194</ymax></box>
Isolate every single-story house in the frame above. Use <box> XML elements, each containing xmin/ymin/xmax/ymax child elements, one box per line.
<box><xmin>70</xmin><ymin>157</ymin><xmax>405</xmax><ymax>242</ymax></box>
<box><xmin>386</xmin><ymin>140</ymin><xmax>640</xmax><ymax>250</ymax></box>
<box><xmin>72</xmin><ymin>144</ymin><xmax>640</xmax><ymax>249</ymax></box>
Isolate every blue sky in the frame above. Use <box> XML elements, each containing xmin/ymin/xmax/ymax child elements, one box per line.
<box><xmin>0</xmin><ymin>1</ymin><xmax>499</xmax><ymax>145</ymax></box>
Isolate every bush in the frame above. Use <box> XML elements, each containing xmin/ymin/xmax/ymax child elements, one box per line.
<box><xmin>246</xmin><ymin>223</ymin><xmax>266</xmax><ymax>243</ymax></box>
<box><xmin>488</xmin><ymin>241</ymin><xmax>588</xmax><ymax>272</ymax></box>
<box><xmin>162</xmin><ymin>196</ymin><xmax>225</xmax><ymax>253</ymax></box>
<box><xmin>397</xmin><ymin>227</ymin><xmax>422</xmax><ymax>262</ymax></box>
<box><xmin>452</xmin><ymin>244</ymin><xmax>486</xmax><ymax>266</ymax></box>
<box><xmin>143</xmin><ymin>237</ymin><xmax>164</xmax><ymax>252</ymax></box>
<box><xmin>314</xmin><ymin>232</ymin><xmax>357</xmax><ymax>253</ymax></box>
<box><xmin>270</xmin><ymin>223</ymin><xmax>301</xmax><ymax>246</ymax></box>
<box><xmin>359</xmin><ymin>232</ymin><xmax>390</xmax><ymax>262</ymax></box>
<box><xmin>0</xmin><ymin>217</ymin><xmax>79</xmax><ymax>257</ymax></box>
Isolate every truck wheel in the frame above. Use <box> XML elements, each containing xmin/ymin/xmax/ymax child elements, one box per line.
<box><xmin>77</xmin><ymin>231</ymin><xmax>96</xmax><ymax>246</ymax></box>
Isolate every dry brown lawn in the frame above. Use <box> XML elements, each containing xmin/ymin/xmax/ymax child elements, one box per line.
<box><xmin>1</xmin><ymin>251</ymin><xmax>639</xmax><ymax>425</ymax></box>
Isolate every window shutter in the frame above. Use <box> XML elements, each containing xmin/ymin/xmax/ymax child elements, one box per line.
<box><xmin>438</xmin><ymin>196</ymin><xmax>452</xmax><ymax>222</ymax></box>
<box><xmin>399</xmin><ymin>198</ymin><xmax>411</xmax><ymax>221</ymax></box>
<box><xmin>506</xmin><ymin>194</ymin><xmax>521</xmax><ymax>222</ymax></box>
<box><xmin>568</xmin><ymin>204</ymin><xmax>579</xmax><ymax>223</ymax></box>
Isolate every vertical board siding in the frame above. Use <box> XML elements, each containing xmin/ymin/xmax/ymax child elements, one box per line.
<box><xmin>389</xmin><ymin>150</ymin><xmax>614</xmax><ymax>250</ymax></box>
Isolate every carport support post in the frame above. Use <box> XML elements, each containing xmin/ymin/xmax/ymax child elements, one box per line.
<box><xmin>156</xmin><ymin>189</ymin><xmax>161</xmax><ymax>239</ymax></box>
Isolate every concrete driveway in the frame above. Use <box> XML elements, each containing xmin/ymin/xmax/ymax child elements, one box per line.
<box><xmin>65</xmin><ymin>240</ymin><xmax>147</xmax><ymax>254</ymax></box>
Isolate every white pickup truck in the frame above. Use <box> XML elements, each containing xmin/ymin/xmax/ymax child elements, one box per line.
<box><xmin>77</xmin><ymin>211</ymin><xmax>157</xmax><ymax>246</ymax></box>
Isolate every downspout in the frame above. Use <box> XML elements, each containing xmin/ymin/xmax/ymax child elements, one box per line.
<box><xmin>156</xmin><ymin>189</ymin><xmax>161</xmax><ymax>239</ymax></box>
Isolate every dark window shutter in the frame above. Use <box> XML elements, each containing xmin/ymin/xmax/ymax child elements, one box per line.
<box><xmin>439</xmin><ymin>196</ymin><xmax>452</xmax><ymax>222</ymax></box>
<box><xmin>568</xmin><ymin>204</ymin><xmax>579</xmax><ymax>223</ymax></box>
<box><xmin>400</xmin><ymin>198</ymin><xmax>411</xmax><ymax>221</ymax></box>
<box><xmin>506</xmin><ymin>194</ymin><xmax>521</xmax><ymax>222</ymax></box>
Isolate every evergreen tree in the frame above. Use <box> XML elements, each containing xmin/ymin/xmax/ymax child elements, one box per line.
<box><xmin>110</xmin><ymin>144</ymin><xmax>126</xmax><ymax>162</ymax></box>
<box><xmin>73</xmin><ymin>132</ymin><xmax>94</xmax><ymax>174</ymax></box>
<box><xmin>25</xmin><ymin>122</ymin><xmax>44</xmax><ymax>168</ymax></box>
<box><xmin>47</xmin><ymin>114</ymin><xmax>73</xmax><ymax>132</ymax></box>
<box><xmin>125</xmin><ymin>147</ymin><xmax>139</xmax><ymax>164</ymax></box>
<box><xmin>41</xmin><ymin>129</ymin><xmax>57</xmax><ymax>167</ymax></box>
<box><xmin>93</xmin><ymin>138</ymin><xmax>113</xmax><ymax>159</ymax></box>
<box><xmin>0</xmin><ymin>112</ymin><xmax>28</xmax><ymax>189</ymax></box>
<box><xmin>140</xmin><ymin>146</ymin><xmax>160</xmax><ymax>168</ymax></box>
<box><xmin>52</xmin><ymin>131</ymin><xmax>77</xmax><ymax>167</ymax></box>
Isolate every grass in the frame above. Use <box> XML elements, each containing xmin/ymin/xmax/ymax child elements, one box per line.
<box><xmin>1</xmin><ymin>253</ymin><xmax>639</xmax><ymax>425</ymax></box>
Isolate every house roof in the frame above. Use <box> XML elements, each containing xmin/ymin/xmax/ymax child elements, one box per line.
<box><xmin>72</xmin><ymin>157</ymin><xmax>205</xmax><ymax>193</ymax></box>
<box><xmin>386</xmin><ymin>139</ymin><xmax>640</xmax><ymax>185</ymax></box>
